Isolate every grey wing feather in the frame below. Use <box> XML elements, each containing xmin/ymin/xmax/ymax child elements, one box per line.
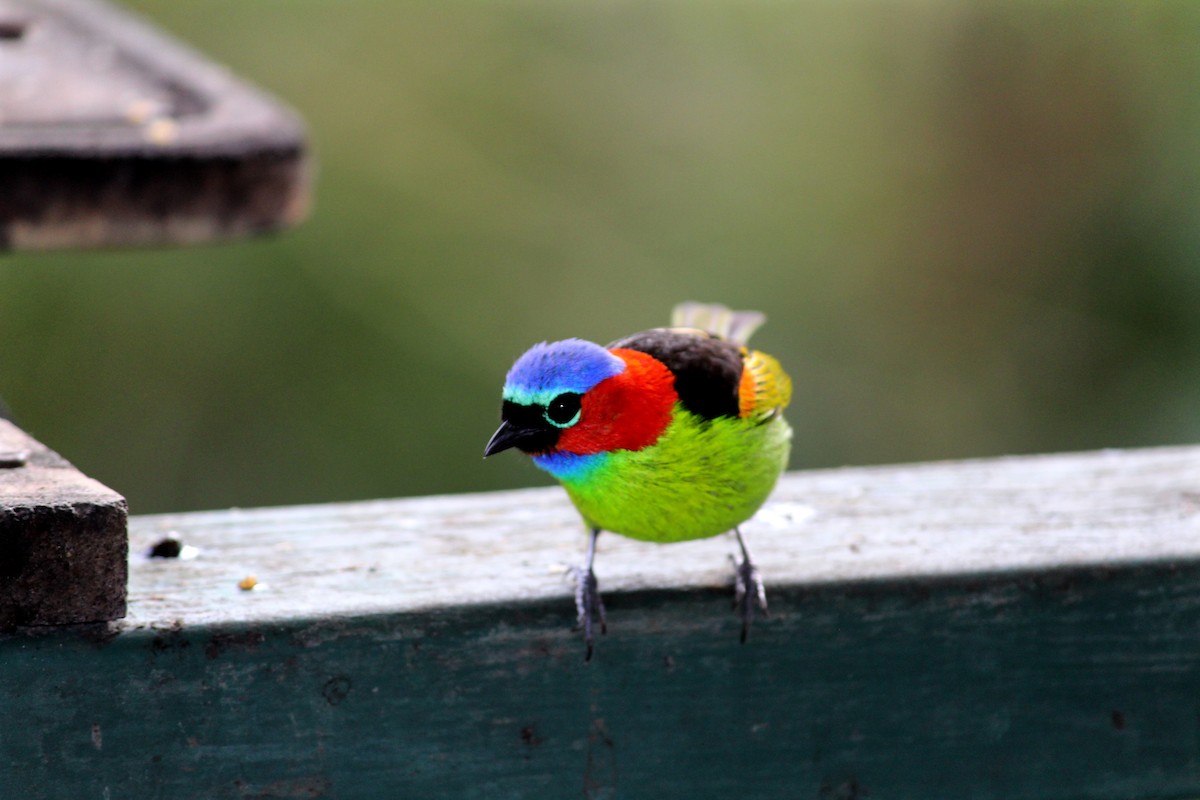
<box><xmin>671</xmin><ymin>302</ymin><xmax>765</xmax><ymax>345</ymax></box>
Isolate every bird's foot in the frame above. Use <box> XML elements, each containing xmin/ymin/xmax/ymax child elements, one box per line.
<box><xmin>733</xmin><ymin>555</ymin><xmax>768</xmax><ymax>643</ymax></box>
<box><xmin>571</xmin><ymin>565</ymin><xmax>607</xmax><ymax>660</ymax></box>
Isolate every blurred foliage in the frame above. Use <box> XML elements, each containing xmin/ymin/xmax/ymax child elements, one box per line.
<box><xmin>1</xmin><ymin>0</ymin><xmax>1198</xmax><ymax>513</ymax></box>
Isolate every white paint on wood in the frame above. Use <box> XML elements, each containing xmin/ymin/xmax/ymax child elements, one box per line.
<box><xmin>125</xmin><ymin>445</ymin><xmax>1200</xmax><ymax>629</ymax></box>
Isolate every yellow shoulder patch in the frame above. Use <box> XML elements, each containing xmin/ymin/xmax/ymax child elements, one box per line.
<box><xmin>738</xmin><ymin>347</ymin><xmax>793</xmax><ymax>421</ymax></box>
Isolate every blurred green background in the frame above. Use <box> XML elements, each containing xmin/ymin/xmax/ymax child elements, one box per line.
<box><xmin>1</xmin><ymin>0</ymin><xmax>1198</xmax><ymax>514</ymax></box>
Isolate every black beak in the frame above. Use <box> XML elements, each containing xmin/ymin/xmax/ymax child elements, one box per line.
<box><xmin>483</xmin><ymin>420</ymin><xmax>537</xmax><ymax>457</ymax></box>
<box><xmin>484</xmin><ymin>401</ymin><xmax>561</xmax><ymax>457</ymax></box>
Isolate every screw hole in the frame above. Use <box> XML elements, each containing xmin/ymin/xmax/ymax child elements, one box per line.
<box><xmin>0</xmin><ymin>17</ymin><xmax>28</xmax><ymax>40</ymax></box>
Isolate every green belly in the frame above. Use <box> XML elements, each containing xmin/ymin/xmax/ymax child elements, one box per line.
<box><xmin>559</xmin><ymin>411</ymin><xmax>792</xmax><ymax>542</ymax></box>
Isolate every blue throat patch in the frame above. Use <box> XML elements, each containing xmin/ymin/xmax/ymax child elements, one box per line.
<box><xmin>503</xmin><ymin>339</ymin><xmax>625</xmax><ymax>407</ymax></box>
<box><xmin>532</xmin><ymin>451</ymin><xmax>607</xmax><ymax>482</ymax></box>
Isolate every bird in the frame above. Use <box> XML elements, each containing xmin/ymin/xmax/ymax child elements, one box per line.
<box><xmin>484</xmin><ymin>302</ymin><xmax>792</xmax><ymax>658</ymax></box>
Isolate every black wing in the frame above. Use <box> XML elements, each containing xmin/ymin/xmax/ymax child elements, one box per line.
<box><xmin>608</xmin><ymin>328</ymin><xmax>743</xmax><ymax>421</ymax></box>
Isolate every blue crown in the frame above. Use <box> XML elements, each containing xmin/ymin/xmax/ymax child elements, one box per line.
<box><xmin>504</xmin><ymin>339</ymin><xmax>625</xmax><ymax>406</ymax></box>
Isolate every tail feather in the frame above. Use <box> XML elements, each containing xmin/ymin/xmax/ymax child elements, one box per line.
<box><xmin>671</xmin><ymin>302</ymin><xmax>765</xmax><ymax>345</ymax></box>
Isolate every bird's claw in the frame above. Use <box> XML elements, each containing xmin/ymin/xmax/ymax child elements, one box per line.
<box><xmin>733</xmin><ymin>555</ymin><xmax>768</xmax><ymax>643</ymax></box>
<box><xmin>571</xmin><ymin>565</ymin><xmax>607</xmax><ymax>660</ymax></box>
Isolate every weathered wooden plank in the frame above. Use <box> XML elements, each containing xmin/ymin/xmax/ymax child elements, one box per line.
<box><xmin>3</xmin><ymin>445</ymin><xmax>1200</xmax><ymax>799</ymax></box>
<box><xmin>0</xmin><ymin>419</ymin><xmax>126</xmax><ymax>628</ymax></box>
<box><xmin>121</xmin><ymin>444</ymin><xmax>1200</xmax><ymax>629</ymax></box>
<box><xmin>0</xmin><ymin>0</ymin><xmax>309</xmax><ymax>249</ymax></box>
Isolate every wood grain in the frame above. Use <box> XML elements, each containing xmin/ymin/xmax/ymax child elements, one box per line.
<box><xmin>123</xmin><ymin>444</ymin><xmax>1200</xmax><ymax>629</ymax></box>
<box><xmin>0</xmin><ymin>0</ymin><xmax>309</xmax><ymax>249</ymax></box>
<box><xmin>5</xmin><ymin>445</ymin><xmax>1200</xmax><ymax>799</ymax></box>
<box><xmin>0</xmin><ymin>419</ymin><xmax>126</xmax><ymax>627</ymax></box>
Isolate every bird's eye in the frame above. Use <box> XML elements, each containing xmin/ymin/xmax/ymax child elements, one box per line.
<box><xmin>544</xmin><ymin>393</ymin><xmax>582</xmax><ymax>428</ymax></box>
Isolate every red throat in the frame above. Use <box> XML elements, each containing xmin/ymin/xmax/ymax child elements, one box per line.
<box><xmin>554</xmin><ymin>348</ymin><xmax>677</xmax><ymax>455</ymax></box>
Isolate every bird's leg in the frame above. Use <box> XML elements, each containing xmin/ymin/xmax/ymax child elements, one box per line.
<box><xmin>572</xmin><ymin>527</ymin><xmax>607</xmax><ymax>661</ymax></box>
<box><xmin>733</xmin><ymin>527</ymin><xmax>768</xmax><ymax>643</ymax></box>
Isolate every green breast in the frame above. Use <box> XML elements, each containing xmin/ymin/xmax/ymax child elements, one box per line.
<box><xmin>558</xmin><ymin>407</ymin><xmax>792</xmax><ymax>542</ymax></box>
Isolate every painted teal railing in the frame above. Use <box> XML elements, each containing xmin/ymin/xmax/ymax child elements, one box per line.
<box><xmin>4</xmin><ymin>445</ymin><xmax>1200</xmax><ymax>799</ymax></box>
